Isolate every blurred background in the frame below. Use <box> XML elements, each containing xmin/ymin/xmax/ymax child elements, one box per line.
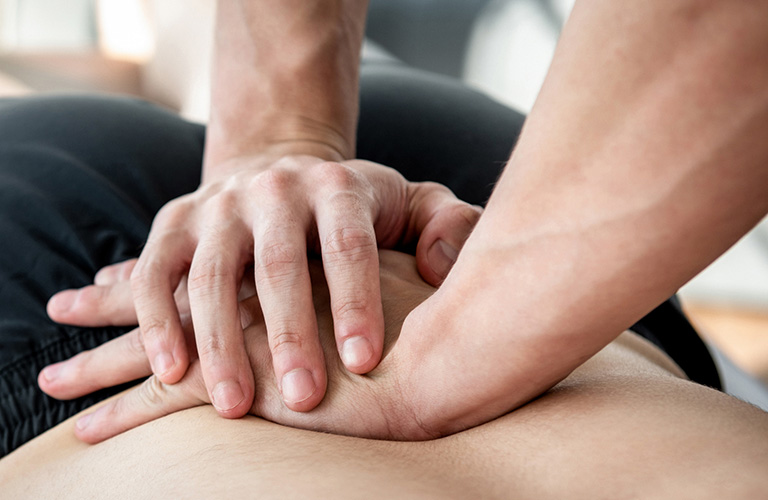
<box><xmin>1</xmin><ymin>0</ymin><xmax>767</xmax><ymax>385</ymax></box>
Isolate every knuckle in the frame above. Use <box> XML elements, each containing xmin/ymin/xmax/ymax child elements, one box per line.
<box><xmin>313</xmin><ymin>162</ymin><xmax>359</xmax><ymax>191</ymax></box>
<box><xmin>197</xmin><ymin>332</ymin><xmax>229</xmax><ymax>361</ymax></box>
<box><xmin>129</xmin><ymin>261</ymin><xmax>161</xmax><ymax>292</ymax></box>
<box><xmin>453</xmin><ymin>203</ymin><xmax>483</xmax><ymax>227</ymax></box>
<box><xmin>153</xmin><ymin>197</ymin><xmax>191</xmax><ymax>228</ymax></box>
<box><xmin>417</xmin><ymin>181</ymin><xmax>453</xmax><ymax>198</ymax></box>
<box><xmin>118</xmin><ymin>260</ymin><xmax>137</xmax><ymax>281</ymax></box>
<box><xmin>130</xmin><ymin>260</ymin><xmax>177</xmax><ymax>299</ymax></box>
<box><xmin>255</xmin><ymin>242</ymin><xmax>302</xmax><ymax>282</ymax></box>
<box><xmin>66</xmin><ymin>352</ymin><xmax>90</xmax><ymax>382</ymax></box>
<box><xmin>332</xmin><ymin>297</ymin><xmax>370</xmax><ymax>320</ymax></box>
<box><xmin>136</xmin><ymin>376</ymin><xmax>167</xmax><ymax>408</ymax></box>
<box><xmin>206</xmin><ymin>190</ymin><xmax>240</xmax><ymax>221</ymax></box>
<box><xmin>269</xmin><ymin>329</ymin><xmax>304</xmax><ymax>356</ymax></box>
<box><xmin>411</xmin><ymin>181</ymin><xmax>457</xmax><ymax>207</ymax></box>
<box><xmin>94</xmin><ymin>265</ymin><xmax>116</xmax><ymax>283</ymax></box>
<box><xmin>96</xmin><ymin>400</ymin><xmax>122</xmax><ymax>427</ymax></box>
<box><xmin>126</xmin><ymin>331</ymin><xmax>147</xmax><ymax>358</ymax></box>
<box><xmin>323</xmin><ymin>226</ymin><xmax>376</xmax><ymax>262</ymax></box>
<box><xmin>78</xmin><ymin>285</ymin><xmax>106</xmax><ymax>307</ymax></box>
<box><xmin>140</xmin><ymin>316</ymin><xmax>171</xmax><ymax>342</ymax></box>
<box><xmin>327</xmin><ymin>189</ymin><xmax>371</xmax><ymax>213</ymax></box>
<box><xmin>187</xmin><ymin>259</ymin><xmax>235</xmax><ymax>294</ymax></box>
<box><xmin>250</xmin><ymin>169</ymin><xmax>296</xmax><ymax>199</ymax></box>
<box><xmin>129</xmin><ymin>264</ymin><xmax>146</xmax><ymax>286</ymax></box>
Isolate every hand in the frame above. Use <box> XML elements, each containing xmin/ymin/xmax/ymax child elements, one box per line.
<box><xmin>46</xmin><ymin>156</ymin><xmax>481</xmax><ymax>419</ymax></box>
<box><xmin>41</xmin><ymin>251</ymin><xmax>441</xmax><ymax>443</ymax></box>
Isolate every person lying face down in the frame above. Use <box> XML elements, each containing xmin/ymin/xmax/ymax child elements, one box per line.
<box><xmin>3</xmin><ymin>249</ymin><xmax>767</xmax><ymax>499</ymax></box>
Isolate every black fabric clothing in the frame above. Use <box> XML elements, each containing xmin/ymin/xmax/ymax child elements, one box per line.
<box><xmin>0</xmin><ymin>63</ymin><xmax>719</xmax><ymax>458</ymax></box>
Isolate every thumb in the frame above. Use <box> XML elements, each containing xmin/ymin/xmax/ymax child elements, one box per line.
<box><xmin>408</xmin><ymin>182</ymin><xmax>482</xmax><ymax>285</ymax></box>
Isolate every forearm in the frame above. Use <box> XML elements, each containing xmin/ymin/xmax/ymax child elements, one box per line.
<box><xmin>204</xmin><ymin>0</ymin><xmax>368</xmax><ymax>180</ymax></box>
<box><xmin>405</xmin><ymin>0</ymin><xmax>768</xmax><ymax>427</ymax></box>
<box><xmin>478</xmin><ymin>1</ymin><xmax>768</xmax><ymax>327</ymax></box>
<box><xmin>478</xmin><ymin>0</ymin><xmax>768</xmax><ymax>332</ymax></box>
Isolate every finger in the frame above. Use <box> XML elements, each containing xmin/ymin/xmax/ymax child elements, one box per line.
<box><xmin>188</xmin><ymin>226</ymin><xmax>255</xmax><ymax>419</ymax></box>
<box><xmin>74</xmin><ymin>364</ymin><xmax>207</xmax><ymax>444</ymax></box>
<box><xmin>252</xmin><ymin>179</ymin><xmax>326</xmax><ymax>411</ymax></box>
<box><xmin>38</xmin><ymin>328</ymin><xmax>151</xmax><ymax>400</ymax></box>
<box><xmin>47</xmin><ymin>280</ymin><xmax>137</xmax><ymax>327</ymax></box>
<box><xmin>408</xmin><ymin>182</ymin><xmax>483</xmax><ymax>285</ymax></box>
<box><xmin>313</xmin><ymin>163</ymin><xmax>384</xmax><ymax>374</ymax></box>
<box><xmin>94</xmin><ymin>259</ymin><xmax>138</xmax><ymax>286</ymax></box>
<box><xmin>131</xmin><ymin>228</ymin><xmax>194</xmax><ymax>385</ymax></box>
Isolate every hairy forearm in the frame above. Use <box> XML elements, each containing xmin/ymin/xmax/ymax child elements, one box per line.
<box><xmin>204</xmin><ymin>0</ymin><xmax>368</xmax><ymax>178</ymax></box>
<box><xmin>405</xmin><ymin>0</ymin><xmax>768</xmax><ymax>429</ymax></box>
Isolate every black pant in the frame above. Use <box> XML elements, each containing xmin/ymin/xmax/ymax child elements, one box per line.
<box><xmin>0</xmin><ymin>61</ymin><xmax>718</xmax><ymax>458</ymax></box>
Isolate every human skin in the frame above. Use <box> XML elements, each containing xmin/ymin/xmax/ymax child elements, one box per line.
<box><xmin>46</xmin><ymin>0</ymin><xmax>480</xmax><ymax>418</ymax></box>
<box><xmin>42</xmin><ymin>251</ymin><xmax>450</xmax><ymax>440</ymax></box>
<box><xmin>390</xmin><ymin>0</ymin><xmax>768</xmax><ymax>435</ymax></box>
<box><xmin>17</xmin><ymin>251</ymin><xmax>768</xmax><ymax>498</ymax></box>
<box><xmin>46</xmin><ymin>0</ymin><xmax>768</xmax><ymax>439</ymax></box>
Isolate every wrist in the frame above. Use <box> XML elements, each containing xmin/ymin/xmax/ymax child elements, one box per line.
<box><xmin>202</xmin><ymin>122</ymin><xmax>349</xmax><ymax>184</ymax></box>
<box><xmin>205</xmin><ymin>0</ymin><xmax>366</xmax><ymax>180</ymax></box>
<box><xmin>201</xmin><ymin>152</ymin><xmax>343</xmax><ymax>187</ymax></box>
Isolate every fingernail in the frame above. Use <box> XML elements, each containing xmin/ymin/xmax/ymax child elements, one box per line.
<box><xmin>49</xmin><ymin>291</ymin><xmax>77</xmax><ymax>313</ymax></box>
<box><xmin>152</xmin><ymin>352</ymin><xmax>175</xmax><ymax>377</ymax></box>
<box><xmin>41</xmin><ymin>362</ymin><xmax>63</xmax><ymax>382</ymax></box>
<box><xmin>212</xmin><ymin>380</ymin><xmax>246</xmax><ymax>412</ymax></box>
<box><xmin>427</xmin><ymin>239</ymin><xmax>459</xmax><ymax>279</ymax></box>
<box><xmin>281</xmin><ymin>368</ymin><xmax>316</xmax><ymax>405</ymax></box>
<box><xmin>76</xmin><ymin>413</ymin><xmax>93</xmax><ymax>431</ymax></box>
<box><xmin>341</xmin><ymin>336</ymin><xmax>373</xmax><ymax>369</ymax></box>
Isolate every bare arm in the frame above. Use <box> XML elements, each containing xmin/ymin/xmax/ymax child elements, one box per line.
<box><xmin>399</xmin><ymin>0</ymin><xmax>768</xmax><ymax>433</ymax></box>
<box><xmin>203</xmin><ymin>0</ymin><xmax>367</xmax><ymax>177</ymax></box>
